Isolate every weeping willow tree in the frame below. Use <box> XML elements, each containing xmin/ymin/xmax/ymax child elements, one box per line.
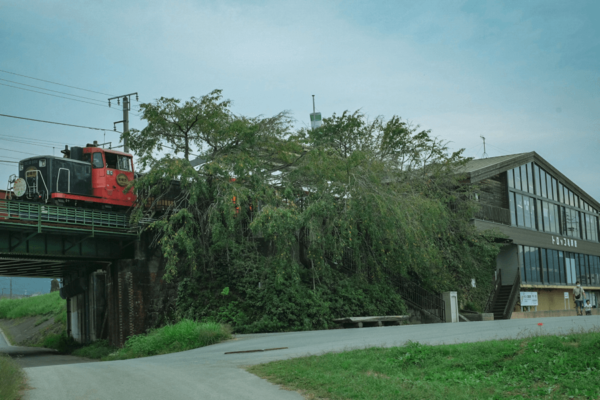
<box><xmin>124</xmin><ymin>92</ymin><xmax>503</xmax><ymax>333</ymax></box>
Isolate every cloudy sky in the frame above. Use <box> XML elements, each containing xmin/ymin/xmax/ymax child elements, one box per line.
<box><xmin>1</xmin><ymin>0</ymin><xmax>599</xmax><ymax>202</ymax></box>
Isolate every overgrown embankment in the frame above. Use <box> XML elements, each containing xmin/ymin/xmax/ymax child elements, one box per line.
<box><xmin>0</xmin><ymin>291</ymin><xmax>66</xmax><ymax>347</ymax></box>
<box><xmin>0</xmin><ymin>293</ymin><xmax>231</xmax><ymax>361</ymax></box>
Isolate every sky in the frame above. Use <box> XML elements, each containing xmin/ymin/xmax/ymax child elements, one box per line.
<box><xmin>0</xmin><ymin>2</ymin><xmax>598</xmax><ymax>185</ymax></box>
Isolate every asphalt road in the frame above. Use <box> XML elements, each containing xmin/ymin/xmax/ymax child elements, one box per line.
<box><xmin>8</xmin><ymin>315</ymin><xmax>600</xmax><ymax>400</ymax></box>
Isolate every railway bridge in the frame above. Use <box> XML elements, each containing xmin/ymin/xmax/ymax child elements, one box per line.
<box><xmin>0</xmin><ymin>199</ymin><xmax>161</xmax><ymax>346</ymax></box>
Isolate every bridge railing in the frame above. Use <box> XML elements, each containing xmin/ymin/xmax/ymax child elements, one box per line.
<box><xmin>0</xmin><ymin>200</ymin><xmax>132</xmax><ymax>233</ymax></box>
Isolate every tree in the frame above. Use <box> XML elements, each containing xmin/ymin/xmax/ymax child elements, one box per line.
<box><xmin>127</xmin><ymin>92</ymin><xmax>503</xmax><ymax>332</ymax></box>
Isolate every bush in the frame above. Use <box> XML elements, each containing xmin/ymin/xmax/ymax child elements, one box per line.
<box><xmin>105</xmin><ymin>320</ymin><xmax>230</xmax><ymax>360</ymax></box>
<box><xmin>0</xmin><ymin>354</ymin><xmax>24</xmax><ymax>400</ymax></box>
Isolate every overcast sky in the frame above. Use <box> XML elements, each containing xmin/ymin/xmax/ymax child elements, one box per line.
<box><xmin>1</xmin><ymin>0</ymin><xmax>599</xmax><ymax>202</ymax></box>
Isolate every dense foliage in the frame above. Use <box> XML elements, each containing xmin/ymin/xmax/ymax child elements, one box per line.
<box><xmin>124</xmin><ymin>91</ymin><xmax>503</xmax><ymax>333</ymax></box>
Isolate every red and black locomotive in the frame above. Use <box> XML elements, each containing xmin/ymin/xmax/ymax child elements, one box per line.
<box><xmin>10</xmin><ymin>142</ymin><xmax>136</xmax><ymax>210</ymax></box>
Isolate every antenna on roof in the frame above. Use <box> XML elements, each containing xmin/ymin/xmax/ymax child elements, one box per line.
<box><xmin>480</xmin><ymin>135</ymin><xmax>487</xmax><ymax>158</ymax></box>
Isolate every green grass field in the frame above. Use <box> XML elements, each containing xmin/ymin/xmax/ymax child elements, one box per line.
<box><xmin>0</xmin><ymin>291</ymin><xmax>66</xmax><ymax>323</ymax></box>
<box><xmin>249</xmin><ymin>331</ymin><xmax>600</xmax><ymax>399</ymax></box>
<box><xmin>0</xmin><ymin>354</ymin><xmax>24</xmax><ymax>400</ymax></box>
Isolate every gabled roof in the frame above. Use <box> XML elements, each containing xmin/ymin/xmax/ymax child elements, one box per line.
<box><xmin>462</xmin><ymin>151</ymin><xmax>600</xmax><ymax>210</ymax></box>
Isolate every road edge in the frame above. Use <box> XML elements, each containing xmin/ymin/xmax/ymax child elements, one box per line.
<box><xmin>0</xmin><ymin>326</ymin><xmax>12</xmax><ymax>346</ymax></box>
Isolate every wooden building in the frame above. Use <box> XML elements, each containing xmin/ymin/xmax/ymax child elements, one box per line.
<box><xmin>462</xmin><ymin>152</ymin><xmax>600</xmax><ymax>319</ymax></box>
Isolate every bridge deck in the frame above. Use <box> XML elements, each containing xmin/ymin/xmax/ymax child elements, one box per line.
<box><xmin>0</xmin><ymin>200</ymin><xmax>137</xmax><ymax>277</ymax></box>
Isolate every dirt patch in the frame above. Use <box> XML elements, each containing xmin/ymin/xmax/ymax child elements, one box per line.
<box><xmin>0</xmin><ymin>316</ymin><xmax>63</xmax><ymax>346</ymax></box>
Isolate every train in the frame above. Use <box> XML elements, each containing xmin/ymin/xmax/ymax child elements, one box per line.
<box><xmin>9</xmin><ymin>142</ymin><xmax>137</xmax><ymax>211</ymax></box>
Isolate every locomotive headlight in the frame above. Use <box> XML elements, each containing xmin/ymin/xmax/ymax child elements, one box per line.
<box><xmin>39</xmin><ymin>159</ymin><xmax>46</xmax><ymax>167</ymax></box>
<box><xmin>19</xmin><ymin>164</ymin><xmax>23</xmax><ymax>171</ymax></box>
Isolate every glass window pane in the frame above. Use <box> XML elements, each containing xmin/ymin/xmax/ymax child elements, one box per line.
<box><xmin>534</xmin><ymin>164</ymin><xmax>541</xmax><ymax>195</ymax></box>
<box><xmin>516</xmin><ymin>194</ymin><xmax>524</xmax><ymax>227</ymax></box>
<box><xmin>520</xmin><ymin>165</ymin><xmax>528</xmax><ymax>192</ymax></box>
<box><xmin>558</xmin><ymin>251</ymin><xmax>565</xmax><ymax>284</ymax></box>
<box><xmin>546</xmin><ymin>174</ymin><xmax>552</xmax><ymax>200</ymax></box>
<box><xmin>514</xmin><ymin>167</ymin><xmax>522</xmax><ymax>191</ymax></box>
<box><xmin>519</xmin><ymin>245</ymin><xmax>525</xmax><ymax>282</ymax></box>
<box><xmin>554</xmin><ymin>250</ymin><xmax>561</xmax><ymax>284</ymax></box>
<box><xmin>536</xmin><ymin>199</ymin><xmax>543</xmax><ymax>231</ymax></box>
<box><xmin>524</xmin><ymin>197</ymin><xmax>531</xmax><ymax>228</ymax></box>
<box><xmin>574</xmin><ymin>194</ymin><xmax>579</xmax><ymax>209</ymax></box>
<box><xmin>542</xmin><ymin>201</ymin><xmax>550</xmax><ymax>232</ymax></box>
<box><xmin>526</xmin><ymin>163</ymin><xmax>534</xmax><ymax>193</ymax></box>
<box><xmin>569</xmin><ymin>191</ymin><xmax>574</xmax><ymax>207</ymax></box>
<box><xmin>540</xmin><ymin>170</ymin><xmax>547</xmax><ymax>198</ymax></box>
<box><xmin>551</xmin><ymin>178</ymin><xmax>557</xmax><ymax>201</ymax></box>
<box><xmin>541</xmin><ymin>249</ymin><xmax>547</xmax><ymax>283</ymax></box>
<box><xmin>507</xmin><ymin>169</ymin><xmax>514</xmax><ymax>188</ymax></box>
<box><xmin>559</xmin><ymin>183</ymin><xmax>564</xmax><ymax>203</ymax></box>
<box><xmin>509</xmin><ymin>192</ymin><xmax>516</xmax><ymax>226</ymax></box>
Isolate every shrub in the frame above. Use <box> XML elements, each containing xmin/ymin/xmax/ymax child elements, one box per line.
<box><xmin>0</xmin><ymin>354</ymin><xmax>24</xmax><ymax>400</ymax></box>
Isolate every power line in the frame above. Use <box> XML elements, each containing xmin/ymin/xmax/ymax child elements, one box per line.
<box><xmin>0</xmin><ymin>78</ymin><xmax>109</xmax><ymax>104</ymax></box>
<box><xmin>0</xmin><ymin>68</ymin><xmax>116</xmax><ymax>97</ymax></box>
<box><xmin>0</xmin><ymin>113</ymin><xmax>122</xmax><ymax>133</ymax></box>
<box><xmin>0</xmin><ymin>147</ymin><xmax>38</xmax><ymax>156</ymax></box>
<box><xmin>0</xmin><ymin>83</ymin><xmax>122</xmax><ymax>112</ymax></box>
<box><xmin>0</xmin><ymin>69</ymin><xmax>141</xmax><ymax>104</ymax></box>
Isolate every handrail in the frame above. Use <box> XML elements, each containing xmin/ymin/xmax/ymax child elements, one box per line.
<box><xmin>484</xmin><ymin>269</ymin><xmax>502</xmax><ymax>313</ymax></box>
<box><xmin>0</xmin><ymin>199</ymin><xmax>131</xmax><ymax>232</ymax></box>
<box><xmin>503</xmin><ymin>267</ymin><xmax>521</xmax><ymax>319</ymax></box>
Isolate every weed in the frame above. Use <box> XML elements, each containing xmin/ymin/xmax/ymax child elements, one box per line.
<box><xmin>0</xmin><ymin>354</ymin><xmax>24</xmax><ymax>400</ymax></box>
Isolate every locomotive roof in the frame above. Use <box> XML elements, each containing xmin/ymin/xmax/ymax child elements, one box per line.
<box><xmin>98</xmin><ymin>148</ymin><xmax>133</xmax><ymax>157</ymax></box>
<box><xmin>19</xmin><ymin>155</ymin><xmax>90</xmax><ymax>165</ymax></box>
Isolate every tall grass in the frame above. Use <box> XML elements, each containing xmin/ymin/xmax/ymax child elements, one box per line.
<box><xmin>104</xmin><ymin>319</ymin><xmax>230</xmax><ymax>360</ymax></box>
<box><xmin>0</xmin><ymin>354</ymin><xmax>24</xmax><ymax>400</ymax></box>
<box><xmin>0</xmin><ymin>291</ymin><xmax>66</xmax><ymax>319</ymax></box>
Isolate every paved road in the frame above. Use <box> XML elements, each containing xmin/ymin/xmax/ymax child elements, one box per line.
<box><xmin>15</xmin><ymin>316</ymin><xmax>600</xmax><ymax>400</ymax></box>
<box><xmin>0</xmin><ymin>327</ymin><xmax>94</xmax><ymax>368</ymax></box>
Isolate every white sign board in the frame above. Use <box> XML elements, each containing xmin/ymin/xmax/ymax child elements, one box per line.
<box><xmin>564</xmin><ymin>292</ymin><xmax>569</xmax><ymax>299</ymax></box>
<box><xmin>520</xmin><ymin>292</ymin><xmax>538</xmax><ymax>306</ymax></box>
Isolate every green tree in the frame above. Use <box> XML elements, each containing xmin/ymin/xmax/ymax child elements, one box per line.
<box><xmin>127</xmin><ymin>92</ymin><xmax>503</xmax><ymax>332</ymax></box>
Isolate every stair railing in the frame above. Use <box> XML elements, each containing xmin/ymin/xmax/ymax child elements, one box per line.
<box><xmin>484</xmin><ymin>269</ymin><xmax>502</xmax><ymax>314</ymax></box>
<box><xmin>503</xmin><ymin>267</ymin><xmax>521</xmax><ymax>320</ymax></box>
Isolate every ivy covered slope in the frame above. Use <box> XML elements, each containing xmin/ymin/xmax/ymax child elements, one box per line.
<box><xmin>124</xmin><ymin>91</ymin><xmax>503</xmax><ymax>333</ymax></box>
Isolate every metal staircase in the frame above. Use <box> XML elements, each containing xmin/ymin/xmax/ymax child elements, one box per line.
<box><xmin>486</xmin><ymin>268</ymin><xmax>521</xmax><ymax>320</ymax></box>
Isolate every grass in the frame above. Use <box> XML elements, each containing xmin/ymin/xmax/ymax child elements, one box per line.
<box><xmin>0</xmin><ymin>291</ymin><xmax>66</xmax><ymax>322</ymax></box>
<box><xmin>0</xmin><ymin>354</ymin><xmax>24</xmax><ymax>400</ymax></box>
<box><xmin>248</xmin><ymin>331</ymin><xmax>600</xmax><ymax>400</ymax></box>
<box><xmin>41</xmin><ymin>319</ymin><xmax>231</xmax><ymax>361</ymax></box>
<box><xmin>103</xmin><ymin>319</ymin><xmax>231</xmax><ymax>361</ymax></box>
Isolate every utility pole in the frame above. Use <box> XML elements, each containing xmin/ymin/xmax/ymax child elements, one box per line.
<box><xmin>109</xmin><ymin>92</ymin><xmax>138</xmax><ymax>153</ymax></box>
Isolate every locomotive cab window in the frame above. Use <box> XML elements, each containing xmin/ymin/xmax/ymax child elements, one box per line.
<box><xmin>118</xmin><ymin>156</ymin><xmax>132</xmax><ymax>172</ymax></box>
<box><xmin>105</xmin><ymin>153</ymin><xmax>118</xmax><ymax>169</ymax></box>
<box><xmin>92</xmin><ymin>153</ymin><xmax>104</xmax><ymax>168</ymax></box>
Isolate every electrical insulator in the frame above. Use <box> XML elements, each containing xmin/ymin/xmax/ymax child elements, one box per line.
<box><xmin>136</xmin><ymin>94</ymin><xmax>139</xmax><ymax>101</ymax></box>
<box><xmin>117</xmin><ymin>98</ymin><xmax>120</xmax><ymax>106</ymax></box>
<box><xmin>108</xmin><ymin>100</ymin><xmax>111</xmax><ymax>107</ymax></box>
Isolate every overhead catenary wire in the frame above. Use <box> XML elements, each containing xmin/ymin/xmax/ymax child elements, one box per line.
<box><xmin>0</xmin><ymin>69</ymin><xmax>141</xmax><ymax>103</ymax></box>
<box><xmin>0</xmin><ymin>83</ymin><xmax>124</xmax><ymax>113</ymax></box>
<box><xmin>0</xmin><ymin>78</ymin><xmax>111</xmax><ymax>104</ymax></box>
<box><xmin>0</xmin><ymin>113</ymin><xmax>123</xmax><ymax>134</ymax></box>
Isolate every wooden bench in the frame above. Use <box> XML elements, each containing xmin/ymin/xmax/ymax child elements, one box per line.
<box><xmin>333</xmin><ymin>316</ymin><xmax>409</xmax><ymax>329</ymax></box>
